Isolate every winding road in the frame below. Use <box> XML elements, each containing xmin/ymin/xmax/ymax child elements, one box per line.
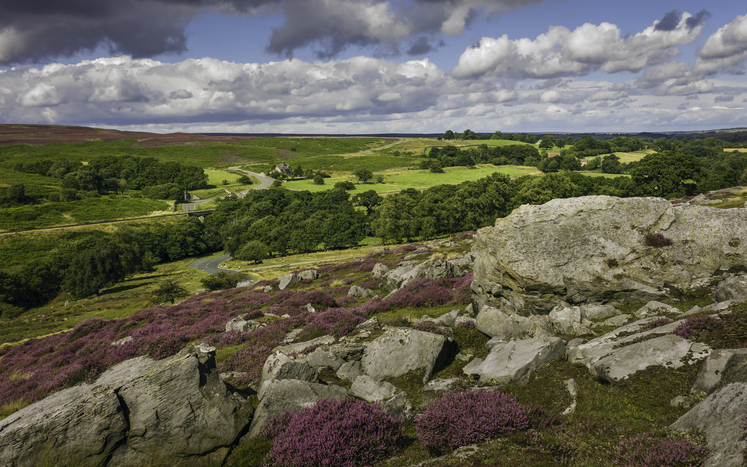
<box><xmin>182</xmin><ymin>169</ymin><xmax>274</xmax><ymax>211</ymax></box>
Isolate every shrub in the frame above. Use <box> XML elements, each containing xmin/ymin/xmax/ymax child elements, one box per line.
<box><xmin>645</xmin><ymin>317</ymin><xmax>673</xmax><ymax>329</ymax></box>
<box><xmin>644</xmin><ymin>232</ymin><xmax>673</xmax><ymax>247</ymax></box>
<box><xmin>264</xmin><ymin>398</ymin><xmax>403</xmax><ymax>467</ymax></box>
<box><xmin>613</xmin><ymin>432</ymin><xmax>711</xmax><ymax>466</ymax></box>
<box><xmin>415</xmin><ymin>390</ymin><xmax>530</xmax><ymax>453</ymax></box>
<box><xmin>671</xmin><ymin>315</ymin><xmax>722</xmax><ymax>340</ymax></box>
<box><xmin>201</xmin><ymin>271</ymin><xmax>247</xmax><ymax>291</ymax></box>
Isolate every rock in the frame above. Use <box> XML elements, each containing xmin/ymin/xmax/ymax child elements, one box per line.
<box><xmin>273</xmin><ymin>335</ymin><xmax>336</xmax><ymax>355</ymax></box>
<box><xmin>306</xmin><ymin>348</ymin><xmax>345</xmax><ymax>371</ymax></box>
<box><xmin>263</xmin><ymin>285</ymin><xmax>274</xmax><ymax>293</ymax></box>
<box><xmin>691</xmin><ymin>348</ymin><xmax>747</xmax><ymax>395</ymax></box>
<box><xmin>236</xmin><ymin>279</ymin><xmax>254</xmax><ymax>288</ymax></box>
<box><xmin>715</xmin><ymin>274</ymin><xmax>747</xmax><ymax>302</ymax></box>
<box><xmin>372</xmin><ymin>263</ymin><xmax>390</xmax><ymax>279</ymax></box>
<box><xmin>382</xmin><ymin>257</ymin><xmax>463</xmax><ymax>291</ymax></box>
<box><xmin>633</xmin><ymin>301</ymin><xmax>682</xmax><ymax>319</ymax></box>
<box><xmin>336</xmin><ymin>361</ymin><xmax>364</xmax><ymax>381</ymax></box>
<box><xmin>248</xmin><ymin>379</ymin><xmax>348</xmax><ymax>437</ymax></box>
<box><xmin>0</xmin><ymin>344</ymin><xmax>253</xmax><ymax>467</ymax></box>
<box><xmin>590</xmin><ymin>335</ymin><xmax>711</xmax><ymax>383</ymax></box>
<box><xmin>278</xmin><ymin>273</ymin><xmax>300</xmax><ymax>290</ymax></box>
<box><xmin>463</xmin><ymin>335</ymin><xmax>566</xmax><ymax>385</ymax></box>
<box><xmin>579</xmin><ymin>303</ymin><xmax>619</xmax><ymax>321</ymax></box>
<box><xmin>298</xmin><ymin>269</ymin><xmax>318</xmax><ymax>281</ymax></box>
<box><xmin>475</xmin><ymin>306</ymin><xmax>550</xmax><ymax>339</ymax></box>
<box><xmin>382</xmin><ymin>392</ymin><xmax>413</xmax><ymax>419</ymax></box>
<box><xmin>350</xmin><ymin>375</ymin><xmax>398</xmax><ymax>402</ymax></box>
<box><xmin>464</xmin><ymin>303</ymin><xmax>475</xmax><ymax>317</ymax></box>
<box><xmin>595</xmin><ymin>314</ymin><xmax>630</xmax><ymax>328</ymax></box>
<box><xmin>361</xmin><ymin>328</ymin><xmax>455</xmax><ymax>383</ymax></box>
<box><xmin>548</xmin><ymin>305</ymin><xmax>592</xmax><ymax>336</ymax></box>
<box><xmin>448</xmin><ymin>252</ymin><xmax>476</xmax><ymax>269</ymax></box>
<box><xmin>562</xmin><ymin>378</ymin><xmax>580</xmax><ymax>415</ymax></box>
<box><xmin>371</xmin><ymin>248</ymin><xmax>390</xmax><ymax>257</ymax></box>
<box><xmin>225</xmin><ymin>316</ymin><xmax>261</xmax><ymax>333</ymax></box>
<box><xmin>454</xmin><ymin>316</ymin><xmax>477</xmax><ymax>328</ymax></box>
<box><xmin>670</xmin><ymin>383</ymin><xmax>747</xmax><ymax>467</ymax></box>
<box><xmin>354</xmin><ymin>316</ymin><xmax>381</xmax><ymax>332</ymax></box>
<box><xmin>261</xmin><ymin>351</ymin><xmax>318</xmax><ymax>385</ymax></box>
<box><xmin>303</xmin><ymin>303</ymin><xmax>316</xmax><ymax>313</ymax></box>
<box><xmin>348</xmin><ymin>285</ymin><xmax>376</xmax><ymax>298</ymax></box>
<box><xmin>421</xmin><ymin>378</ymin><xmax>461</xmax><ymax>404</ymax></box>
<box><xmin>434</xmin><ymin>309</ymin><xmax>461</xmax><ymax>327</ymax></box>
<box><xmin>111</xmin><ymin>336</ymin><xmax>133</xmax><ymax>346</ymax></box>
<box><xmin>472</xmin><ymin>196</ymin><xmax>747</xmax><ymax>314</ymax></box>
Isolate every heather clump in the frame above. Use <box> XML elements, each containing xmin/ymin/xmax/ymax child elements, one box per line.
<box><xmin>413</xmin><ymin>321</ymin><xmax>453</xmax><ymax>338</ymax></box>
<box><xmin>644</xmin><ymin>232</ymin><xmax>673</xmax><ymax>247</ymax></box>
<box><xmin>297</xmin><ymin>308</ymin><xmax>365</xmax><ymax>340</ymax></box>
<box><xmin>671</xmin><ymin>315</ymin><xmax>722</xmax><ymax>340</ymax></box>
<box><xmin>263</xmin><ymin>398</ymin><xmax>404</xmax><ymax>467</ymax></box>
<box><xmin>613</xmin><ymin>432</ymin><xmax>711</xmax><ymax>466</ymax></box>
<box><xmin>385</xmin><ymin>278</ymin><xmax>460</xmax><ymax>309</ymax></box>
<box><xmin>218</xmin><ymin>322</ymin><xmax>290</xmax><ymax>385</ymax></box>
<box><xmin>645</xmin><ymin>316</ymin><xmax>674</xmax><ymax>329</ymax></box>
<box><xmin>415</xmin><ymin>390</ymin><xmax>530</xmax><ymax>453</ymax></box>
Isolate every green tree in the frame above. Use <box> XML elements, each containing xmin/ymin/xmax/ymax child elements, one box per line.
<box><xmin>539</xmin><ymin>135</ymin><xmax>557</xmax><ymax>149</ymax></box>
<box><xmin>237</xmin><ymin>174</ymin><xmax>252</xmax><ymax>185</ymax></box>
<box><xmin>601</xmin><ymin>154</ymin><xmax>622</xmax><ymax>174</ymax></box>
<box><xmin>353</xmin><ymin>168</ymin><xmax>374</xmax><ymax>183</ymax></box>
<box><xmin>152</xmin><ymin>279</ymin><xmax>188</xmax><ymax>304</ymax></box>
<box><xmin>630</xmin><ymin>152</ymin><xmax>701</xmax><ymax>198</ymax></box>
<box><xmin>313</xmin><ymin>174</ymin><xmax>325</xmax><ymax>185</ymax></box>
<box><xmin>235</xmin><ymin>240</ymin><xmax>269</xmax><ymax>264</ymax></box>
<box><xmin>200</xmin><ymin>271</ymin><xmax>247</xmax><ymax>291</ymax></box>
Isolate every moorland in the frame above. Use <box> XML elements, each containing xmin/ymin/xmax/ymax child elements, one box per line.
<box><xmin>1</xmin><ymin>124</ymin><xmax>747</xmax><ymax>466</ymax></box>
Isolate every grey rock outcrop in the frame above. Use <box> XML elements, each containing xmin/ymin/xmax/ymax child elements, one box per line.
<box><xmin>590</xmin><ymin>334</ymin><xmax>710</xmax><ymax>383</ymax></box>
<box><xmin>472</xmin><ymin>196</ymin><xmax>747</xmax><ymax>314</ymax></box>
<box><xmin>225</xmin><ymin>316</ymin><xmax>262</xmax><ymax>333</ymax></box>
<box><xmin>715</xmin><ymin>274</ymin><xmax>747</xmax><ymax>302</ymax></box>
<box><xmin>633</xmin><ymin>301</ymin><xmax>682</xmax><ymax>319</ymax></box>
<box><xmin>548</xmin><ymin>305</ymin><xmax>592</xmax><ymax>336</ymax></box>
<box><xmin>298</xmin><ymin>269</ymin><xmax>319</xmax><ymax>281</ymax></box>
<box><xmin>475</xmin><ymin>306</ymin><xmax>551</xmax><ymax>339</ymax></box>
<box><xmin>0</xmin><ymin>344</ymin><xmax>253</xmax><ymax>467</ymax></box>
<box><xmin>248</xmin><ymin>379</ymin><xmax>347</xmax><ymax>437</ymax></box>
<box><xmin>361</xmin><ymin>328</ymin><xmax>455</xmax><ymax>383</ymax></box>
<box><xmin>278</xmin><ymin>273</ymin><xmax>300</xmax><ymax>290</ymax></box>
<box><xmin>372</xmin><ymin>263</ymin><xmax>389</xmax><ymax>279</ymax></box>
<box><xmin>670</xmin><ymin>382</ymin><xmax>747</xmax><ymax>467</ymax></box>
<box><xmin>348</xmin><ymin>285</ymin><xmax>376</xmax><ymax>298</ymax></box>
<box><xmin>463</xmin><ymin>335</ymin><xmax>566</xmax><ymax>385</ymax></box>
<box><xmin>691</xmin><ymin>348</ymin><xmax>747</xmax><ymax>395</ymax></box>
<box><xmin>381</xmin><ymin>257</ymin><xmax>463</xmax><ymax>291</ymax></box>
<box><xmin>261</xmin><ymin>351</ymin><xmax>318</xmax><ymax>385</ymax></box>
<box><xmin>350</xmin><ymin>376</ymin><xmax>399</xmax><ymax>403</ymax></box>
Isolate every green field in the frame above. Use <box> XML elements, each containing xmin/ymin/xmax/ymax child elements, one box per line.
<box><xmin>586</xmin><ymin>149</ymin><xmax>654</xmax><ymax>164</ymax></box>
<box><xmin>283</xmin><ymin>164</ymin><xmax>539</xmax><ymax>194</ymax></box>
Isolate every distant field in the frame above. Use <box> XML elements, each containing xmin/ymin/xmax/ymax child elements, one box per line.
<box><xmin>283</xmin><ymin>164</ymin><xmax>539</xmax><ymax>194</ymax></box>
<box><xmin>725</xmin><ymin>148</ymin><xmax>747</xmax><ymax>152</ymax></box>
<box><xmin>586</xmin><ymin>149</ymin><xmax>654</xmax><ymax>165</ymax></box>
<box><xmin>189</xmin><ymin>169</ymin><xmax>247</xmax><ymax>199</ymax></box>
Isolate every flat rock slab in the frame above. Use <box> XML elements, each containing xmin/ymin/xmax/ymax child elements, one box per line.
<box><xmin>261</xmin><ymin>351</ymin><xmax>318</xmax><ymax>385</ymax></box>
<box><xmin>361</xmin><ymin>327</ymin><xmax>454</xmax><ymax>383</ymax></box>
<box><xmin>691</xmin><ymin>348</ymin><xmax>747</xmax><ymax>395</ymax></box>
<box><xmin>350</xmin><ymin>375</ymin><xmax>398</xmax><ymax>403</ymax></box>
<box><xmin>670</xmin><ymin>382</ymin><xmax>747</xmax><ymax>467</ymax></box>
<box><xmin>590</xmin><ymin>334</ymin><xmax>711</xmax><ymax>383</ymax></box>
<box><xmin>463</xmin><ymin>335</ymin><xmax>566</xmax><ymax>385</ymax></box>
<box><xmin>248</xmin><ymin>379</ymin><xmax>348</xmax><ymax>438</ymax></box>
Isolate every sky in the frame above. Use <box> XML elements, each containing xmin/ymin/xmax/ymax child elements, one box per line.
<box><xmin>0</xmin><ymin>0</ymin><xmax>745</xmax><ymax>135</ymax></box>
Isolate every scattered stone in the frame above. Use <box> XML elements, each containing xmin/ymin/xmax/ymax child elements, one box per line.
<box><xmin>236</xmin><ymin>279</ymin><xmax>254</xmax><ymax>288</ymax></box>
<box><xmin>381</xmin><ymin>257</ymin><xmax>463</xmax><ymax>291</ymax></box>
<box><xmin>350</xmin><ymin>375</ymin><xmax>398</xmax><ymax>403</ymax></box>
<box><xmin>261</xmin><ymin>351</ymin><xmax>318</xmax><ymax>385</ymax></box>
<box><xmin>361</xmin><ymin>327</ymin><xmax>456</xmax><ymax>383</ymax></box>
<box><xmin>263</xmin><ymin>285</ymin><xmax>274</xmax><ymax>293</ymax></box>
<box><xmin>303</xmin><ymin>303</ymin><xmax>316</xmax><ymax>313</ymax></box>
<box><xmin>670</xmin><ymin>382</ymin><xmax>747</xmax><ymax>467</ymax></box>
<box><xmin>549</xmin><ymin>304</ymin><xmax>592</xmax><ymax>336</ymax></box>
<box><xmin>463</xmin><ymin>303</ymin><xmax>475</xmax><ymax>317</ymax></box>
<box><xmin>382</xmin><ymin>392</ymin><xmax>413</xmax><ymax>419</ymax></box>
<box><xmin>633</xmin><ymin>301</ymin><xmax>682</xmax><ymax>319</ymax></box>
<box><xmin>282</xmin><ymin>328</ymin><xmax>303</xmax><ymax>344</ymax></box>
<box><xmin>298</xmin><ymin>269</ymin><xmax>319</xmax><ymax>281</ymax></box>
<box><xmin>354</xmin><ymin>316</ymin><xmax>381</xmax><ymax>332</ymax></box>
<box><xmin>348</xmin><ymin>285</ymin><xmax>376</xmax><ymax>298</ymax></box>
<box><xmin>372</xmin><ymin>263</ymin><xmax>390</xmax><ymax>279</ymax></box>
<box><xmin>580</xmin><ymin>303</ymin><xmax>619</xmax><ymax>321</ymax></box>
<box><xmin>371</xmin><ymin>248</ymin><xmax>390</xmax><ymax>257</ymax></box>
<box><xmin>247</xmin><ymin>379</ymin><xmax>348</xmax><ymax>438</ymax></box>
<box><xmin>475</xmin><ymin>306</ymin><xmax>550</xmax><ymax>339</ymax></box>
<box><xmin>278</xmin><ymin>273</ymin><xmax>300</xmax><ymax>290</ymax></box>
<box><xmin>595</xmin><ymin>314</ymin><xmax>630</xmax><ymax>328</ymax></box>
<box><xmin>110</xmin><ymin>336</ymin><xmax>133</xmax><ymax>346</ymax></box>
<box><xmin>464</xmin><ymin>335</ymin><xmax>566</xmax><ymax>385</ymax></box>
<box><xmin>225</xmin><ymin>316</ymin><xmax>261</xmax><ymax>333</ymax></box>
<box><xmin>421</xmin><ymin>378</ymin><xmax>461</xmax><ymax>404</ymax></box>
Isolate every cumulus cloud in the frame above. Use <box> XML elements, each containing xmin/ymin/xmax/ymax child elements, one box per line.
<box><xmin>451</xmin><ymin>11</ymin><xmax>706</xmax><ymax>79</ymax></box>
<box><xmin>694</xmin><ymin>14</ymin><xmax>747</xmax><ymax>75</ymax></box>
<box><xmin>0</xmin><ymin>0</ymin><xmax>552</xmax><ymax>65</ymax></box>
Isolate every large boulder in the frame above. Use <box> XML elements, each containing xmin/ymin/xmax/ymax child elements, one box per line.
<box><xmin>381</xmin><ymin>257</ymin><xmax>463</xmax><ymax>291</ymax></box>
<box><xmin>278</xmin><ymin>273</ymin><xmax>300</xmax><ymax>290</ymax></box>
<box><xmin>463</xmin><ymin>335</ymin><xmax>566</xmax><ymax>385</ymax></box>
<box><xmin>247</xmin><ymin>379</ymin><xmax>347</xmax><ymax>437</ymax></box>
<box><xmin>475</xmin><ymin>306</ymin><xmax>550</xmax><ymax>339</ymax></box>
<box><xmin>471</xmin><ymin>196</ymin><xmax>747</xmax><ymax>314</ymax></box>
<box><xmin>690</xmin><ymin>348</ymin><xmax>747</xmax><ymax>395</ymax></box>
<box><xmin>361</xmin><ymin>328</ymin><xmax>455</xmax><ymax>383</ymax></box>
<box><xmin>670</xmin><ymin>382</ymin><xmax>747</xmax><ymax>467</ymax></box>
<box><xmin>0</xmin><ymin>344</ymin><xmax>253</xmax><ymax>467</ymax></box>
<box><xmin>260</xmin><ymin>351</ymin><xmax>318</xmax><ymax>385</ymax></box>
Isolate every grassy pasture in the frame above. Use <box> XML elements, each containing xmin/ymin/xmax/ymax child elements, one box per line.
<box><xmin>283</xmin><ymin>164</ymin><xmax>539</xmax><ymax>194</ymax></box>
<box><xmin>586</xmin><ymin>149</ymin><xmax>655</xmax><ymax>165</ymax></box>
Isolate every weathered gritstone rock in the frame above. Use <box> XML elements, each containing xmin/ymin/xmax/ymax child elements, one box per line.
<box><xmin>350</xmin><ymin>375</ymin><xmax>399</xmax><ymax>402</ymax></box>
<box><xmin>348</xmin><ymin>285</ymin><xmax>376</xmax><ymax>298</ymax></box>
<box><xmin>273</xmin><ymin>335</ymin><xmax>335</xmax><ymax>355</ymax></box>
<box><xmin>372</xmin><ymin>262</ymin><xmax>390</xmax><ymax>278</ymax></box>
<box><xmin>463</xmin><ymin>335</ymin><xmax>566</xmax><ymax>385</ymax></box>
<box><xmin>225</xmin><ymin>316</ymin><xmax>262</xmax><ymax>333</ymax></box>
<box><xmin>0</xmin><ymin>344</ymin><xmax>254</xmax><ymax>467</ymax></box>
<box><xmin>361</xmin><ymin>327</ymin><xmax>456</xmax><ymax>383</ymax></box>
<box><xmin>476</xmin><ymin>305</ymin><xmax>551</xmax><ymax>339</ymax></box>
<box><xmin>633</xmin><ymin>301</ymin><xmax>682</xmax><ymax>319</ymax></box>
<box><xmin>579</xmin><ymin>303</ymin><xmax>619</xmax><ymax>321</ymax></box>
<box><xmin>278</xmin><ymin>273</ymin><xmax>300</xmax><ymax>290</ymax></box>
<box><xmin>261</xmin><ymin>351</ymin><xmax>318</xmax><ymax>385</ymax></box>
<box><xmin>548</xmin><ymin>304</ymin><xmax>593</xmax><ymax>336</ymax></box>
<box><xmin>471</xmin><ymin>196</ymin><xmax>747</xmax><ymax>314</ymax></box>
<box><xmin>670</xmin><ymin>382</ymin><xmax>747</xmax><ymax>467</ymax></box>
<box><xmin>590</xmin><ymin>334</ymin><xmax>711</xmax><ymax>383</ymax></box>
<box><xmin>298</xmin><ymin>269</ymin><xmax>319</xmax><ymax>281</ymax></box>
<box><xmin>716</xmin><ymin>274</ymin><xmax>747</xmax><ymax>302</ymax></box>
<box><xmin>247</xmin><ymin>379</ymin><xmax>348</xmax><ymax>437</ymax></box>
<box><xmin>381</xmin><ymin>257</ymin><xmax>463</xmax><ymax>291</ymax></box>
<box><xmin>691</xmin><ymin>348</ymin><xmax>747</xmax><ymax>395</ymax></box>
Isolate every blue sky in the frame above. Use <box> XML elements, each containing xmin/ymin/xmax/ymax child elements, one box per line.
<box><xmin>0</xmin><ymin>1</ymin><xmax>745</xmax><ymax>134</ymax></box>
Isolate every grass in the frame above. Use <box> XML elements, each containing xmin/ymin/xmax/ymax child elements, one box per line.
<box><xmin>0</xmin><ymin>196</ymin><xmax>172</xmax><ymax>231</ymax></box>
<box><xmin>586</xmin><ymin>150</ymin><xmax>655</xmax><ymax>165</ymax></box>
<box><xmin>188</xmin><ymin>168</ymin><xmax>251</xmax><ymax>199</ymax></box>
<box><xmin>283</xmin><ymin>165</ymin><xmax>539</xmax><ymax>194</ymax></box>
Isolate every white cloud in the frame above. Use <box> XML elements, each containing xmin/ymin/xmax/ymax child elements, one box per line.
<box><xmin>452</xmin><ymin>12</ymin><xmax>705</xmax><ymax>79</ymax></box>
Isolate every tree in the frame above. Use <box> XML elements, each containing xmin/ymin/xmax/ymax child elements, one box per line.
<box><xmin>200</xmin><ymin>271</ymin><xmax>247</xmax><ymax>291</ymax></box>
<box><xmin>152</xmin><ymin>279</ymin><xmax>188</xmax><ymax>304</ymax></box>
<box><xmin>237</xmin><ymin>174</ymin><xmax>252</xmax><ymax>185</ymax></box>
<box><xmin>539</xmin><ymin>135</ymin><xmax>557</xmax><ymax>149</ymax></box>
<box><xmin>334</xmin><ymin>181</ymin><xmax>356</xmax><ymax>190</ymax></box>
<box><xmin>353</xmin><ymin>168</ymin><xmax>373</xmax><ymax>183</ymax></box>
<box><xmin>235</xmin><ymin>240</ymin><xmax>269</xmax><ymax>264</ymax></box>
<box><xmin>630</xmin><ymin>152</ymin><xmax>701</xmax><ymax>198</ymax></box>
<box><xmin>313</xmin><ymin>174</ymin><xmax>325</xmax><ymax>185</ymax></box>
<box><xmin>601</xmin><ymin>154</ymin><xmax>622</xmax><ymax>174</ymax></box>
<box><xmin>442</xmin><ymin>130</ymin><xmax>455</xmax><ymax>140</ymax></box>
